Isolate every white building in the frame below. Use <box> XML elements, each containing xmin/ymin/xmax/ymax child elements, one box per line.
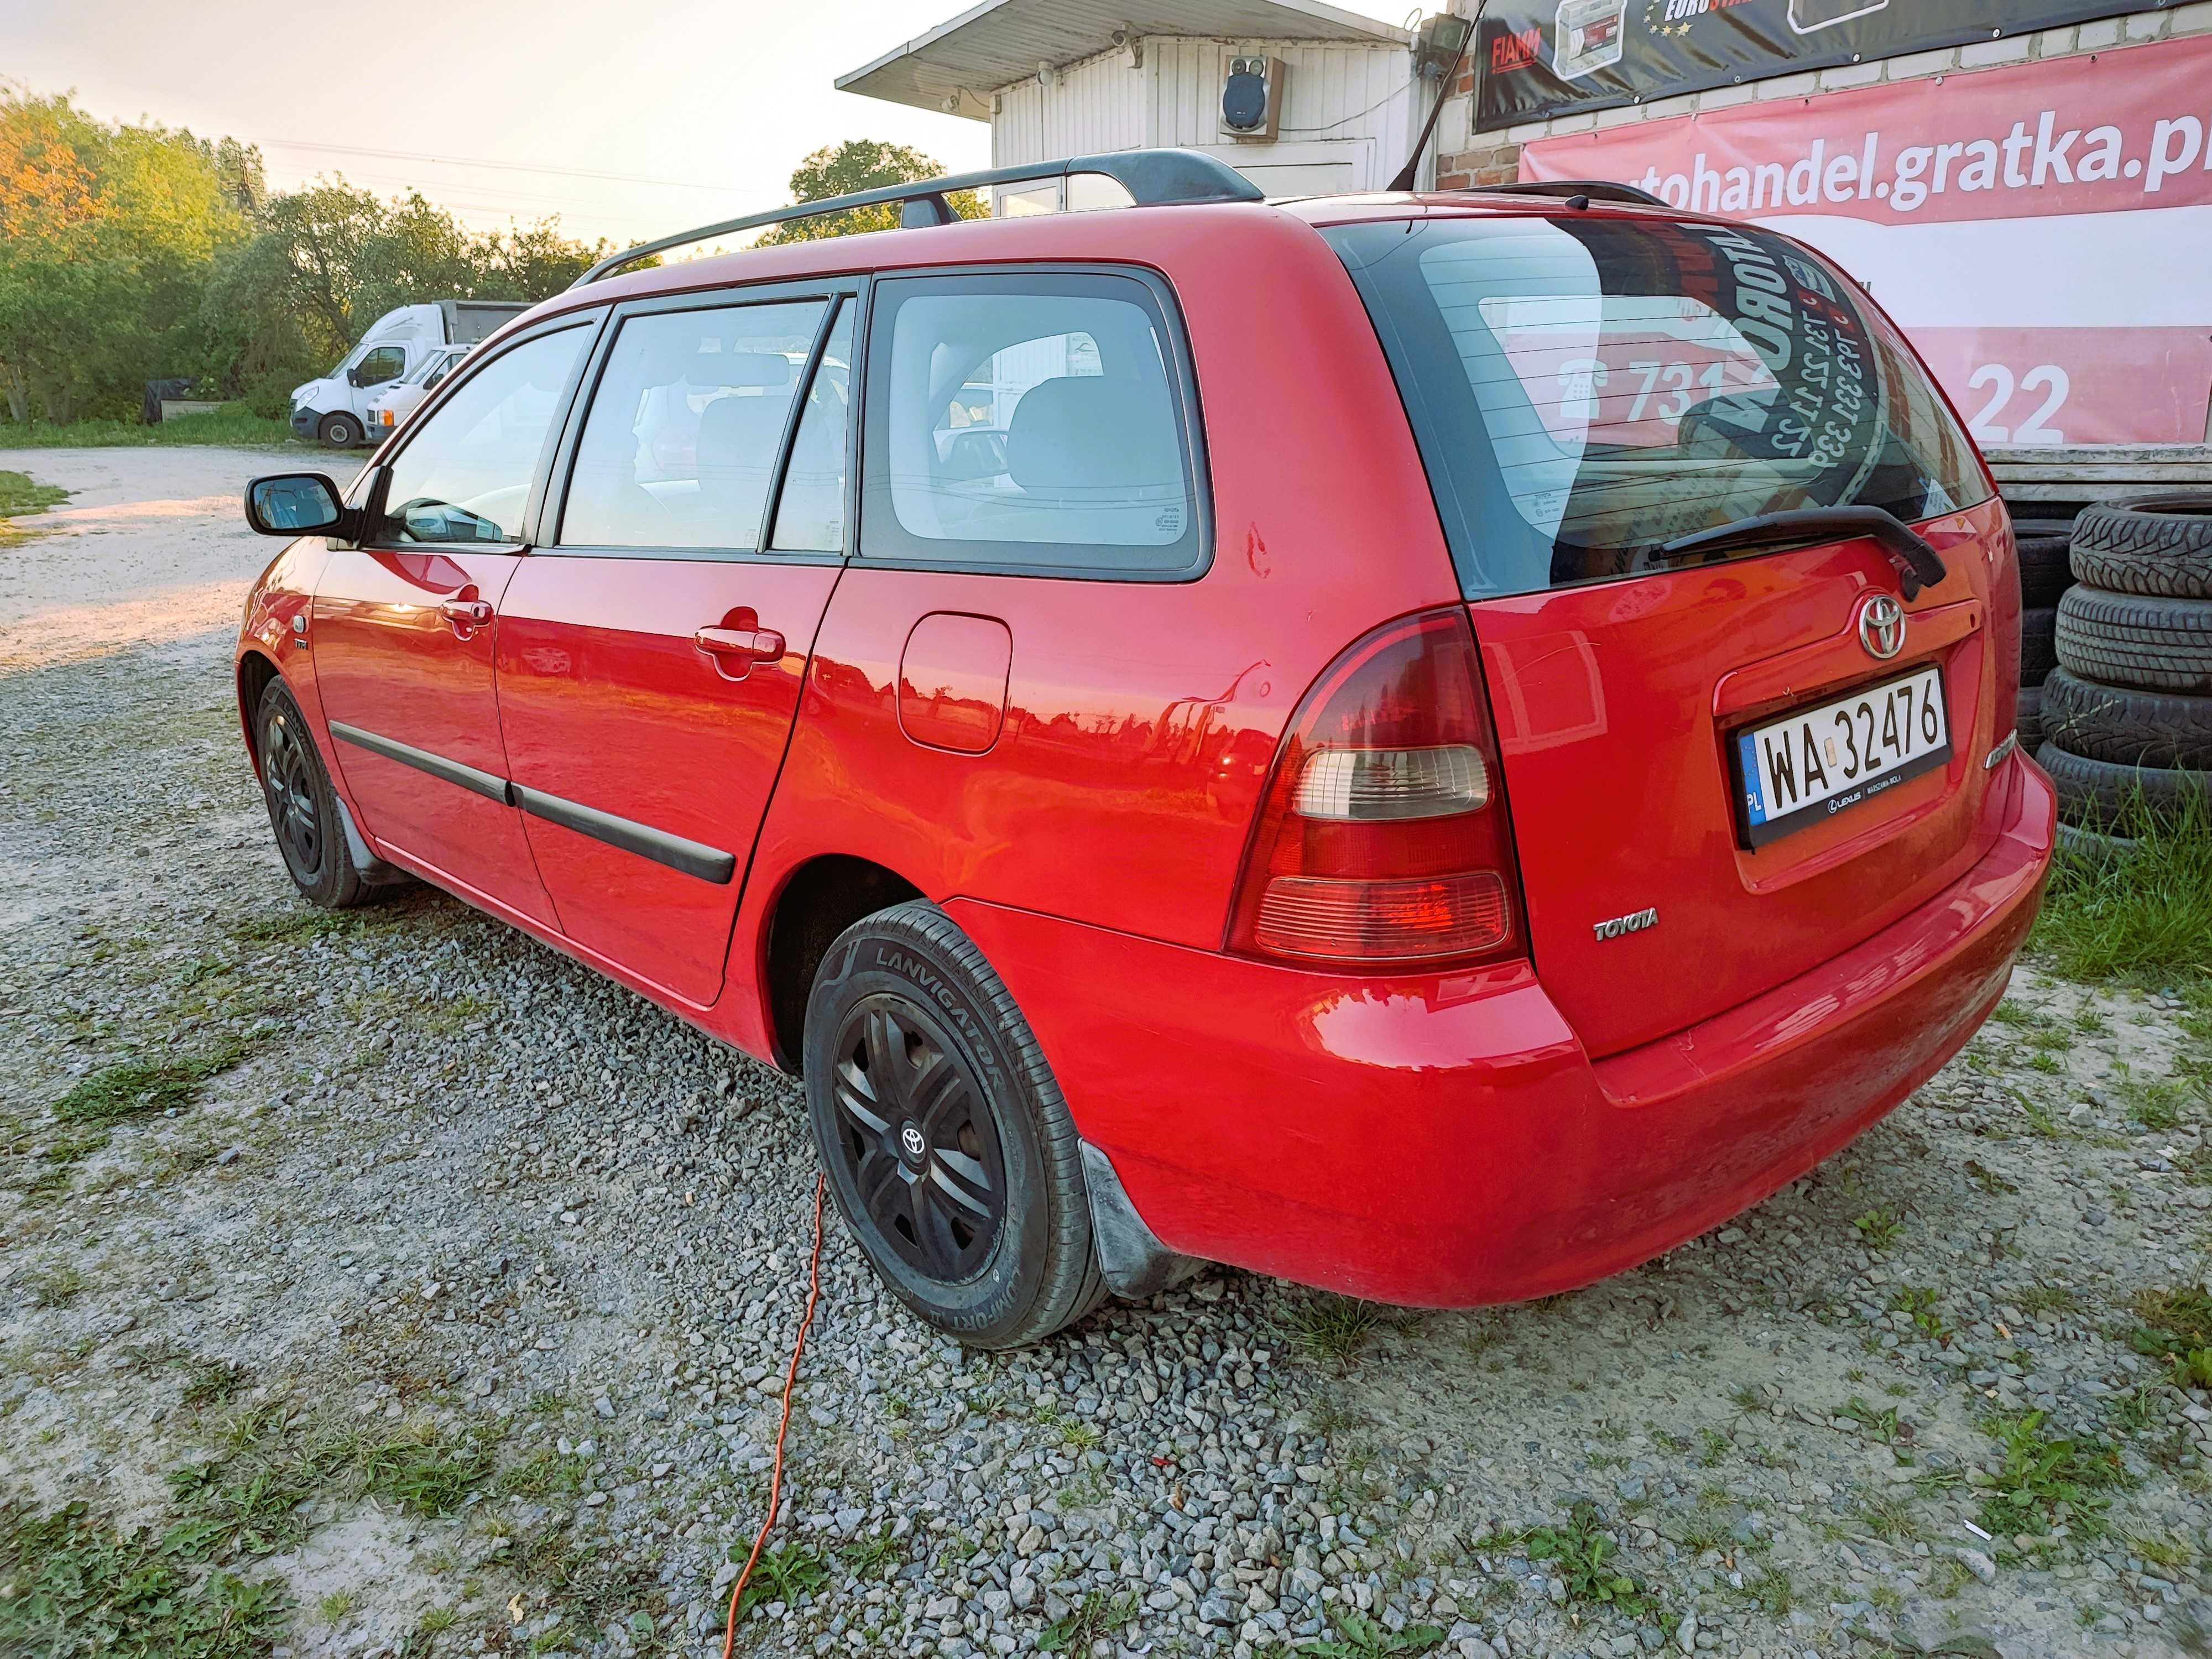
<box><xmin>838</xmin><ymin>0</ymin><xmax>1441</xmax><ymax>200</ymax></box>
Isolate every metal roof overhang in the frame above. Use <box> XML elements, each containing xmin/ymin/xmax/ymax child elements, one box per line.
<box><xmin>837</xmin><ymin>0</ymin><xmax>1413</xmax><ymax>118</ymax></box>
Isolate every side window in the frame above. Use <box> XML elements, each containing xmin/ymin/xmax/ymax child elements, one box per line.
<box><xmin>860</xmin><ymin>273</ymin><xmax>1202</xmax><ymax>575</ymax></box>
<box><xmin>355</xmin><ymin>345</ymin><xmax>406</xmax><ymax>388</ymax></box>
<box><xmin>375</xmin><ymin>326</ymin><xmax>589</xmax><ymax>546</ymax></box>
<box><xmin>770</xmin><ymin>300</ymin><xmax>854</xmax><ymax>554</ymax></box>
<box><xmin>424</xmin><ymin>353</ymin><xmax>460</xmax><ymax>391</ymax></box>
<box><xmin>560</xmin><ymin>299</ymin><xmax>824</xmax><ymax>551</ymax></box>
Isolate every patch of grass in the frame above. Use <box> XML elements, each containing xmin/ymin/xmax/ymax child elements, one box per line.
<box><xmin>2127</xmin><ymin>1285</ymin><xmax>2212</xmax><ymax>1388</ymax></box>
<box><xmin>1307</xmin><ymin>1611</ymin><xmax>1448</xmax><ymax>1656</ymax></box>
<box><xmin>0</xmin><ymin>469</ymin><xmax>68</xmax><ymax>518</ymax></box>
<box><xmin>318</xmin><ymin>1588</ymin><xmax>358</xmax><ymax>1622</ymax></box>
<box><xmin>180</xmin><ymin>1360</ymin><xmax>250</xmax><ymax>1410</ymax></box>
<box><xmin>1890</xmin><ymin>1285</ymin><xmax>1948</xmax><ymax>1340</ymax></box>
<box><xmin>0</xmin><ymin>410</ymin><xmax>299</xmax><ymax>448</ymax></box>
<box><xmin>1521</xmin><ymin>1502</ymin><xmax>1646</xmax><ymax>1615</ymax></box>
<box><xmin>2033</xmin><ymin>789</ymin><xmax>2212</xmax><ymax>980</ymax></box>
<box><xmin>1851</xmin><ymin>1206</ymin><xmax>1904</xmax><ymax>1250</ymax></box>
<box><xmin>493</xmin><ymin>1450</ymin><xmax>592</xmax><ymax>1500</ymax></box>
<box><xmin>1841</xmin><ymin>1397</ymin><xmax>1901</xmax><ymax>1443</ymax></box>
<box><xmin>735</xmin><ymin>1540</ymin><xmax>828</xmax><ymax>1616</ymax></box>
<box><xmin>28</xmin><ymin>1265</ymin><xmax>87</xmax><ymax>1308</ymax></box>
<box><xmin>2013</xmin><ymin>1282</ymin><xmax>2080</xmax><ymax>1316</ymax></box>
<box><xmin>164</xmin><ymin>1408</ymin><xmax>494</xmax><ymax>1562</ymax></box>
<box><xmin>1853</xmin><ymin>1495</ymin><xmax>1922</xmax><ymax>1543</ymax></box>
<box><xmin>1963</xmin><ymin>1159</ymin><xmax>2017</xmax><ymax>1196</ymax></box>
<box><xmin>1285</xmin><ymin>1296</ymin><xmax>1388</xmax><ymax>1368</ymax></box>
<box><xmin>2119</xmin><ymin>1076</ymin><xmax>2197</xmax><ymax>1133</ymax></box>
<box><xmin>1975</xmin><ymin>1410</ymin><xmax>2125</xmax><ymax>1540</ymax></box>
<box><xmin>1039</xmin><ymin>1590</ymin><xmax>1138</xmax><ymax>1652</ymax></box>
<box><xmin>839</xmin><ymin>1528</ymin><xmax>905</xmax><ymax>1579</ymax></box>
<box><xmin>0</xmin><ymin>1498</ymin><xmax>289</xmax><ymax>1657</ymax></box>
<box><xmin>51</xmin><ymin>1039</ymin><xmax>249</xmax><ymax>1127</ymax></box>
<box><xmin>1741</xmin><ymin>1564</ymin><xmax>1794</xmax><ymax>1615</ymax></box>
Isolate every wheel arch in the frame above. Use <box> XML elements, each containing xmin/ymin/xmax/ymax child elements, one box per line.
<box><xmin>236</xmin><ymin>649</ymin><xmax>282</xmax><ymax>764</ymax></box>
<box><xmin>760</xmin><ymin>854</ymin><xmax>924</xmax><ymax>1073</ymax></box>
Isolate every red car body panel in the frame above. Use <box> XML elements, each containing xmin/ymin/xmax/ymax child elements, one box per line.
<box><xmin>946</xmin><ymin>758</ymin><xmax>2049</xmax><ymax>1305</ymax></box>
<box><xmin>311</xmin><ymin>547</ymin><xmax>561</xmax><ymax>930</ymax></box>
<box><xmin>232</xmin><ymin>189</ymin><xmax>2053</xmax><ymax>1310</ymax></box>
<box><xmin>494</xmin><ymin>555</ymin><xmax>844</xmax><ymax>1006</ymax></box>
<box><xmin>1471</xmin><ymin>494</ymin><xmax>2017</xmax><ymax>1057</ymax></box>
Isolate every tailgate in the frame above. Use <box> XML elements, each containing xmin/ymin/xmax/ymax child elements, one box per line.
<box><xmin>1473</xmin><ymin>495</ymin><xmax>2013</xmax><ymax>1056</ymax></box>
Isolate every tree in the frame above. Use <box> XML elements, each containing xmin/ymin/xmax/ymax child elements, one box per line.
<box><xmin>0</xmin><ymin>83</ymin><xmax>612</xmax><ymax>425</ymax></box>
<box><xmin>758</xmin><ymin>139</ymin><xmax>984</xmax><ymax>244</ymax></box>
<box><xmin>0</xmin><ymin>90</ymin><xmax>242</xmax><ymax>421</ymax></box>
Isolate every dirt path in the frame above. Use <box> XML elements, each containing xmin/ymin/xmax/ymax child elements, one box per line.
<box><xmin>1</xmin><ymin>451</ymin><xmax>2207</xmax><ymax>1659</ymax></box>
<box><xmin>0</xmin><ymin>445</ymin><xmax>343</xmax><ymax>672</ymax></box>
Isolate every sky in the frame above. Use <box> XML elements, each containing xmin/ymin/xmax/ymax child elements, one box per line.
<box><xmin>9</xmin><ymin>0</ymin><xmax>1416</xmax><ymax>251</ymax></box>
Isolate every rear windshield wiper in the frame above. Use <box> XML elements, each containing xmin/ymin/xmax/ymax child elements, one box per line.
<box><xmin>1654</xmin><ymin>506</ymin><xmax>1950</xmax><ymax>599</ymax></box>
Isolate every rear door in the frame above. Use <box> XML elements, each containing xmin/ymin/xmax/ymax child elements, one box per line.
<box><xmin>493</xmin><ymin>287</ymin><xmax>856</xmax><ymax>1005</ymax></box>
<box><xmin>312</xmin><ymin>319</ymin><xmax>598</xmax><ymax>927</ymax></box>
<box><xmin>1327</xmin><ymin>212</ymin><xmax>2011</xmax><ymax>1057</ymax></box>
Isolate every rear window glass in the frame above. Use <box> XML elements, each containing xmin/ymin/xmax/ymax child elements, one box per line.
<box><xmin>1325</xmin><ymin>216</ymin><xmax>1990</xmax><ymax>598</ymax></box>
<box><xmin>860</xmin><ymin>272</ymin><xmax>1203</xmax><ymax>576</ymax></box>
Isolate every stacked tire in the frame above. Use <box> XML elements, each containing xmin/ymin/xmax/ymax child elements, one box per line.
<box><xmin>2031</xmin><ymin>494</ymin><xmax>2212</xmax><ymax>853</ymax></box>
<box><xmin>2012</xmin><ymin>514</ymin><xmax>2076</xmax><ymax>755</ymax></box>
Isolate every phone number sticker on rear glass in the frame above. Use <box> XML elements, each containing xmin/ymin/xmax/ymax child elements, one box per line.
<box><xmin>1735</xmin><ymin>665</ymin><xmax>1949</xmax><ymax>847</ymax></box>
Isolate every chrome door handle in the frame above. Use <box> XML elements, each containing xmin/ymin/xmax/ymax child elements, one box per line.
<box><xmin>694</xmin><ymin>625</ymin><xmax>785</xmax><ymax>662</ymax></box>
<box><xmin>440</xmin><ymin>598</ymin><xmax>493</xmax><ymax>628</ymax></box>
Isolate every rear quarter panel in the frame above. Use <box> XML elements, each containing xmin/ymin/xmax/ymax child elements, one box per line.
<box><xmin>727</xmin><ymin>207</ymin><xmax>1466</xmax><ymax>1047</ymax></box>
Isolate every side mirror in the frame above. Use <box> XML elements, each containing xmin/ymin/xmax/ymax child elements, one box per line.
<box><xmin>346</xmin><ymin>364</ymin><xmax>367</xmax><ymax>387</ymax></box>
<box><xmin>245</xmin><ymin>473</ymin><xmax>351</xmax><ymax>537</ymax></box>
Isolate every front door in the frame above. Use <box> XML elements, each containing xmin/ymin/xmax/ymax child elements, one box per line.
<box><xmin>494</xmin><ymin>290</ymin><xmax>856</xmax><ymax>1004</ymax></box>
<box><xmin>313</xmin><ymin>321</ymin><xmax>598</xmax><ymax>927</ymax></box>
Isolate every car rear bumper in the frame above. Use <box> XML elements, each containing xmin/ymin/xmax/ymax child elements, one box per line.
<box><xmin>948</xmin><ymin>752</ymin><xmax>2054</xmax><ymax>1307</ymax></box>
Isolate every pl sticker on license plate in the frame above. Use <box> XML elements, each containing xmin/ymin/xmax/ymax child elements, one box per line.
<box><xmin>1735</xmin><ymin>665</ymin><xmax>1949</xmax><ymax>847</ymax></box>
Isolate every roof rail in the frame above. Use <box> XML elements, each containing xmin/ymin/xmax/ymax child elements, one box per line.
<box><xmin>1457</xmin><ymin>179</ymin><xmax>1668</xmax><ymax>207</ymax></box>
<box><xmin>570</xmin><ymin>148</ymin><xmax>1266</xmax><ymax>288</ymax></box>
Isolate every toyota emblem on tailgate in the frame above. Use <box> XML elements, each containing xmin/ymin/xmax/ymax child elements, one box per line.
<box><xmin>1858</xmin><ymin>593</ymin><xmax>1906</xmax><ymax>660</ymax></box>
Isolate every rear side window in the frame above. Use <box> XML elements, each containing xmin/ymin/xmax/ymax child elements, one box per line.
<box><xmin>560</xmin><ymin>299</ymin><xmax>825</xmax><ymax>551</ymax></box>
<box><xmin>860</xmin><ymin>272</ymin><xmax>1204</xmax><ymax>576</ymax></box>
<box><xmin>1325</xmin><ymin>216</ymin><xmax>1989</xmax><ymax>598</ymax></box>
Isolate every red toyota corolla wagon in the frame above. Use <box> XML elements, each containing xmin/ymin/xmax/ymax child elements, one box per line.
<box><xmin>236</xmin><ymin>151</ymin><xmax>2054</xmax><ymax>1347</ymax></box>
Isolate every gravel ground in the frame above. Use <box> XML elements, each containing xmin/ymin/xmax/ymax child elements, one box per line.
<box><xmin>2</xmin><ymin>452</ymin><xmax>2209</xmax><ymax>1659</ymax></box>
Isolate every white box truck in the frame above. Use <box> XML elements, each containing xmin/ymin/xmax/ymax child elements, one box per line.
<box><xmin>288</xmin><ymin>300</ymin><xmax>529</xmax><ymax>448</ymax></box>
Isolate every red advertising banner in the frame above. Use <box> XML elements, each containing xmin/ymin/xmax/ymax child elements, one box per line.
<box><xmin>1520</xmin><ymin>33</ymin><xmax>2212</xmax><ymax>445</ymax></box>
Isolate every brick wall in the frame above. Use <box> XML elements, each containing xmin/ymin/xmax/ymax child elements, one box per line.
<box><xmin>1430</xmin><ymin>1</ymin><xmax>2212</xmax><ymax>189</ymax></box>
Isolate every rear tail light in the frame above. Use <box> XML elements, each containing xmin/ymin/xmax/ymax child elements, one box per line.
<box><xmin>1228</xmin><ymin>608</ymin><xmax>1525</xmax><ymax>967</ymax></box>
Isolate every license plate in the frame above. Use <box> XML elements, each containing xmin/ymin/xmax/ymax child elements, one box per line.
<box><xmin>1734</xmin><ymin>665</ymin><xmax>1949</xmax><ymax>847</ymax></box>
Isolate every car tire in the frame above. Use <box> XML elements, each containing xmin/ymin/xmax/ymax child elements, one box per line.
<box><xmin>802</xmin><ymin>900</ymin><xmax>1107</xmax><ymax>1349</ymax></box>
<box><xmin>319</xmin><ymin>412</ymin><xmax>363</xmax><ymax>449</ymax></box>
<box><xmin>2020</xmin><ymin>605</ymin><xmax>2058</xmax><ymax>685</ymax></box>
<box><xmin>255</xmin><ymin>678</ymin><xmax>370</xmax><ymax>909</ymax></box>
<box><xmin>2039</xmin><ymin>667</ymin><xmax>2212</xmax><ymax>770</ymax></box>
<box><xmin>2015</xmin><ymin>526</ymin><xmax>2073</xmax><ymax>609</ymax></box>
<box><xmin>2016</xmin><ymin>682</ymin><xmax>2043</xmax><ymax>755</ymax></box>
<box><xmin>2055</xmin><ymin>820</ymin><xmax>2138</xmax><ymax>863</ymax></box>
<box><xmin>2053</xmin><ymin>588</ymin><xmax>2212</xmax><ymax>694</ymax></box>
<box><xmin>2067</xmin><ymin>493</ymin><xmax>2212</xmax><ymax>599</ymax></box>
<box><xmin>2034</xmin><ymin>739</ymin><xmax>2211</xmax><ymax>828</ymax></box>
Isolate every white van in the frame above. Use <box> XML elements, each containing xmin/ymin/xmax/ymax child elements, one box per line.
<box><xmin>289</xmin><ymin>301</ymin><xmax>527</xmax><ymax>448</ymax></box>
<box><xmin>363</xmin><ymin>343</ymin><xmax>471</xmax><ymax>437</ymax></box>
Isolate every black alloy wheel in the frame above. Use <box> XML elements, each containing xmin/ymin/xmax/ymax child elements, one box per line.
<box><xmin>828</xmin><ymin>995</ymin><xmax>1006</xmax><ymax>1281</ymax></box>
<box><xmin>802</xmin><ymin>901</ymin><xmax>1105</xmax><ymax>1347</ymax></box>
<box><xmin>254</xmin><ymin>677</ymin><xmax>369</xmax><ymax>909</ymax></box>
<box><xmin>261</xmin><ymin>700</ymin><xmax>324</xmax><ymax>877</ymax></box>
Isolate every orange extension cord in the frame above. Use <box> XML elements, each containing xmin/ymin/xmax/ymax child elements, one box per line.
<box><xmin>722</xmin><ymin>1171</ymin><xmax>830</xmax><ymax>1659</ymax></box>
